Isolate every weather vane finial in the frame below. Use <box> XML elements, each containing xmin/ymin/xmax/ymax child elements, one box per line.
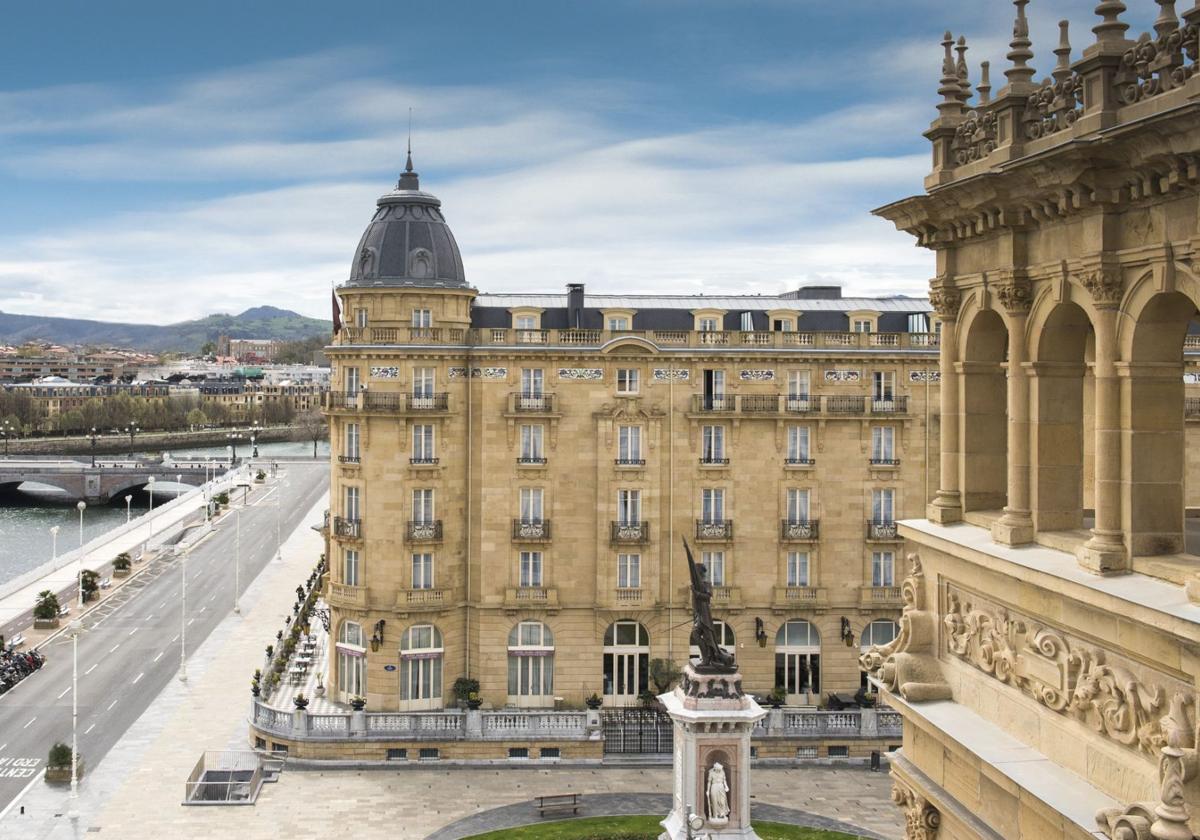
<box><xmin>405</xmin><ymin>107</ymin><xmax>414</xmax><ymax>173</ymax></box>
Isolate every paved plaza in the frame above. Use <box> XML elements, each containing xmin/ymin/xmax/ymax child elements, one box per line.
<box><xmin>0</xmin><ymin>495</ymin><xmax>903</xmax><ymax>840</ymax></box>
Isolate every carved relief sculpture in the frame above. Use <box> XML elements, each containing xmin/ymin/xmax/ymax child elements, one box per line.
<box><xmin>858</xmin><ymin>554</ymin><xmax>951</xmax><ymax>702</ymax></box>
<box><xmin>892</xmin><ymin>779</ymin><xmax>941</xmax><ymax>840</ymax></box>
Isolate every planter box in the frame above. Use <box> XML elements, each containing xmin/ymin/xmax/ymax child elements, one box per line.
<box><xmin>44</xmin><ymin>761</ymin><xmax>83</xmax><ymax>784</ymax></box>
<box><xmin>113</xmin><ymin>569</ymin><xmax>131</xmax><ymax>578</ymax></box>
<box><xmin>33</xmin><ymin>618</ymin><xmax>59</xmax><ymax>630</ymax></box>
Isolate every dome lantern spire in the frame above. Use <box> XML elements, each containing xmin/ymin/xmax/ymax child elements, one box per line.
<box><xmin>398</xmin><ymin>108</ymin><xmax>419</xmax><ymax>190</ymax></box>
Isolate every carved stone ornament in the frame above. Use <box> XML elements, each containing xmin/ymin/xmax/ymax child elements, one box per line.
<box><xmin>892</xmin><ymin>779</ymin><xmax>941</xmax><ymax>840</ymax></box>
<box><xmin>739</xmin><ymin>370</ymin><xmax>775</xmax><ymax>381</ymax></box>
<box><xmin>558</xmin><ymin>368</ymin><xmax>603</xmax><ymax>381</ymax></box>
<box><xmin>996</xmin><ymin>278</ymin><xmax>1033</xmax><ymax>314</ymax></box>
<box><xmin>943</xmin><ymin>584</ymin><xmax>1196</xmax><ymax>761</ymax></box>
<box><xmin>370</xmin><ymin>366</ymin><xmax>399</xmax><ymax>379</ymax></box>
<box><xmin>910</xmin><ymin>370</ymin><xmax>942</xmax><ymax>383</ymax></box>
<box><xmin>1079</xmin><ymin>269</ymin><xmax>1124</xmax><ymax>308</ymax></box>
<box><xmin>927</xmin><ymin>287</ymin><xmax>962</xmax><ymax>320</ymax></box>
<box><xmin>653</xmin><ymin>368</ymin><xmax>690</xmax><ymax>382</ymax></box>
<box><xmin>858</xmin><ymin>554</ymin><xmax>951</xmax><ymax>702</ymax></box>
<box><xmin>825</xmin><ymin>370</ymin><xmax>861</xmax><ymax>383</ymax></box>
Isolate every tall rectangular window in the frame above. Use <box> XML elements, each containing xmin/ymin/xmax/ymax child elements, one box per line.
<box><xmin>740</xmin><ymin>312</ymin><xmax>754</xmax><ymax>332</ymax></box>
<box><xmin>618</xmin><ymin>426</ymin><xmax>642</xmax><ymax>462</ymax></box>
<box><xmin>872</xmin><ymin>551</ymin><xmax>895</xmax><ymax>587</ymax></box>
<box><xmin>787</xmin><ymin>426</ymin><xmax>809</xmax><ymax>462</ymax></box>
<box><xmin>412</xmin><ymin>424</ymin><xmax>435</xmax><ymax>462</ymax></box>
<box><xmin>412</xmin><ymin>309</ymin><xmax>432</xmax><ymax>328</ymax></box>
<box><xmin>703</xmin><ymin>551</ymin><xmax>725</xmax><ymax>586</ymax></box>
<box><xmin>520</xmin><ymin>424</ymin><xmax>544</xmax><ymax>460</ymax></box>
<box><xmin>872</xmin><ymin>426</ymin><xmax>895</xmax><ymax>461</ymax></box>
<box><xmin>355</xmin><ymin>308</ymin><xmax>369</xmax><ymax>329</ymax></box>
<box><xmin>520</xmin><ymin>368</ymin><xmax>544</xmax><ymax>396</ymax></box>
<box><xmin>412</xmin><ymin>367</ymin><xmax>435</xmax><ymax>397</ymax></box>
<box><xmin>345</xmin><ymin>366</ymin><xmax>360</xmax><ymax>395</ymax></box>
<box><xmin>787</xmin><ymin>551</ymin><xmax>809</xmax><ymax>587</ymax></box>
<box><xmin>702</xmin><ymin>425</ymin><xmax>725</xmax><ymax>461</ymax></box>
<box><xmin>617</xmin><ymin>489</ymin><xmax>641</xmax><ymax>525</ymax></box>
<box><xmin>345</xmin><ymin>486</ymin><xmax>360</xmax><ymax>520</ymax></box>
<box><xmin>344</xmin><ymin>549</ymin><xmax>361</xmax><ymax>586</ymax></box>
<box><xmin>346</xmin><ymin>423</ymin><xmax>360</xmax><ymax>460</ymax></box>
<box><xmin>907</xmin><ymin>313</ymin><xmax>930</xmax><ymax>333</ymax></box>
<box><xmin>412</xmin><ymin>553</ymin><xmax>434</xmax><ymax>589</ymax></box>
<box><xmin>786</xmin><ymin>488</ymin><xmax>810</xmax><ymax>523</ymax></box>
<box><xmin>519</xmin><ymin>551</ymin><xmax>543</xmax><ymax>587</ymax></box>
<box><xmin>412</xmin><ymin>489</ymin><xmax>434</xmax><ymax>524</ymax></box>
<box><xmin>872</xmin><ymin>488</ymin><xmax>895</xmax><ymax>523</ymax></box>
<box><xmin>787</xmin><ymin>370</ymin><xmax>810</xmax><ymax>397</ymax></box>
<box><xmin>617</xmin><ymin>554</ymin><xmax>640</xmax><ymax>588</ymax></box>
<box><xmin>872</xmin><ymin>371</ymin><xmax>895</xmax><ymax>401</ymax></box>
<box><xmin>616</xmin><ymin>368</ymin><xmax>639</xmax><ymax>394</ymax></box>
<box><xmin>701</xmin><ymin>488</ymin><xmax>724</xmax><ymax>522</ymax></box>
<box><xmin>520</xmin><ymin>488</ymin><xmax>543</xmax><ymax>523</ymax></box>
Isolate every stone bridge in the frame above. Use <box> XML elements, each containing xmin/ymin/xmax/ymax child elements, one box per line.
<box><xmin>0</xmin><ymin>459</ymin><xmax>229</xmax><ymax>503</ymax></box>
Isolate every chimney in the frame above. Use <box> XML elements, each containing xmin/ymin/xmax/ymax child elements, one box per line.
<box><xmin>567</xmin><ymin>284</ymin><xmax>585</xmax><ymax>328</ymax></box>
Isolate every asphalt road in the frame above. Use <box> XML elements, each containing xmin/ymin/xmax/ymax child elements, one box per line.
<box><xmin>0</xmin><ymin>462</ymin><xmax>327</xmax><ymax>817</ymax></box>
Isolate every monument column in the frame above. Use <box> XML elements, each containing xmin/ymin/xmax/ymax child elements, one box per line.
<box><xmin>927</xmin><ymin>284</ymin><xmax>962</xmax><ymax>523</ymax></box>
<box><xmin>992</xmin><ymin>276</ymin><xmax>1035</xmax><ymax>545</ymax></box>
<box><xmin>1080</xmin><ymin>285</ymin><xmax>1126</xmax><ymax>573</ymax></box>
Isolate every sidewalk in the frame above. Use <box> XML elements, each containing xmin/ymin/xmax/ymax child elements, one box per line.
<box><xmin>0</xmin><ymin>465</ymin><xmax>252</xmax><ymax>645</ymax></box>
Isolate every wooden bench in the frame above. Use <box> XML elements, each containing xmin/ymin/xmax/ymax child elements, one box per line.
<box><xmin>535</xmin><ymin>793</ymin><xmax>581</xmax><ymax>817</ymax></box>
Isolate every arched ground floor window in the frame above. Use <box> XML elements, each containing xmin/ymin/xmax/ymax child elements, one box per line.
<box><xmin>508</xmin><ymin>621</ymin><xmax>554</xmax><ymax>707</ymax></box>
<box><xmin>336</xmin><ymin>620</ymin><xmax>366</xmax><ymax>700</ymax></box>
<box><xmin>603</xmin><ymin>620</ymin><xmax>649</xmax><ymax>706</ymax></box>
<box><xmin>775</xmin><ymin>619</ymin><xmax>820</xmax><ymax>705</ymax></box>
<box><xmin>400</xmin><ymin>624</ymin><xmax>443</xmax><ymax>711</ymax></box>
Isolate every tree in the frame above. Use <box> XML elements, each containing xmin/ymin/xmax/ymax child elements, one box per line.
<box><xmin>34</xmin><ymin>590</ymin><xmax>60</xmax><ymax>620</ymax></box>
<box><xmin>296</xmin><ymin>409</ymin><xmax>326</xmax><ymax>458</ymax></box>
<box><xmin>186</xmin><ymin>408</ymin><xmax>209</xmax><ymax>428</ymax></box>
<box><xmin>81</xmin><ymin>569</ymin><xmax>100</xmax><ymax>602</ymax></box>
<box><xmin>112</xmin><ymin>552</ymin><xmax>132</xmax><ymax>572</ymax></box>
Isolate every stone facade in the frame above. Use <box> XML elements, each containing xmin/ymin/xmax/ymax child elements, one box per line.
<box><xmin>873</xmin><ymin>3</ymin><xmax>1200</xmax><ymax>839</ymax></box>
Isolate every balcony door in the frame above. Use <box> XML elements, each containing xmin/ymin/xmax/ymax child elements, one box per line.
<box><xmin>775</xmin><ymin>620</ymin><xmax>821</xmax><ymax>706</ymax></box>
<box><xmin>603</xmin><ymin>621</ymin><xmax>649</xmax><ymax>707</ymax></box>
<box><xmin>702</xmin><ymin>369</ymin><xmax>725</xmax><ymax>409</ymax></box>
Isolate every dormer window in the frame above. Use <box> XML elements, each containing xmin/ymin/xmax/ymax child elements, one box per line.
<box><xmin>608</xmin><ymin>317</ymin><xmax>629</xmax><ymax>331</ymax></box>
<box><xmin>699</xmin><ymin>318</ymin><xmax>718</xmax><ymax>332</ymax></box>
<box><xmin>515</xmin><ymin>315</ymin><xmax>537</xmax><ymax>330</ymax></box>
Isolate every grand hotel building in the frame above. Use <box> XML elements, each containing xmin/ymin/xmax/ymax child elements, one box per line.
<box><xmin>322</xmin><ymin>157</ymin><xmax>944</xmax><ymax>711</ymax></box>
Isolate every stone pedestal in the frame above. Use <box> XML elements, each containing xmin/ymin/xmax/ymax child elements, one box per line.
<box><xmin>659</xmin><ymin>665</ymin><xmax>766</xmax><ymax>840</ymax></box>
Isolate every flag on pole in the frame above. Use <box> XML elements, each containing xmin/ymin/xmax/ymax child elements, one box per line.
<box><xmin>332</xmin><ymin>287</ymin><xmax>342</xmax><ymax>335</ymax></box>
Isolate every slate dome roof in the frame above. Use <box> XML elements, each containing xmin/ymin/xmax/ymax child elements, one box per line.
<box><xmin>346</xmin><ymin>153</ymin><xmax>468</xmax><ymax>288</ymax></box>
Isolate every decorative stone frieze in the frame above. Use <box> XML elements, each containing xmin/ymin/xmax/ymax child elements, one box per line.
<box><xmin>859</xmin><ymin>554</ymin><xmax>950</xmax><ymax>702</ymax></box>
<box><xmin>909</xmin><ymin>371</ymin><xmax>941</xmax><ymax>383</ymax></box>
<box><xmin>653</xmin><ymin>368</ymin><xmax>690</xmax><ymax>382</ymax></box>
<box><xmin>927</xmin><ymin>287</ymin><xmax>961</xmax><ymax>320</ymax></box>
<box><xmin>370</xmin><ymin>366</ymin><xmax>399</xmax><ymax>379</ymax></box>
<box><xmin>558</xmin><ymin>368</ymin><xmax>603</xmax><ymax>380</ymax></box>
<box><xmin>891</xmin><ymin>778</ymin><xmax>941</xmax><ymax>840</ymax></box>
<box><xmin>943</xmin><ymin>584</ymin><xmax>1194</xmax><ymax>760</ymax></box>
<box><xmin>825</xmin><ymin>370</ymin><xmax>861</xmax><ymax>382</ymax></box>
<box><xmin>1079</xmin><ymin>268</ymin><xmax>1124</xmax><ymax>308</ymax></box>
<box><xmin>447</xmin><ymin>366</ymin><xmax>507</xmax><ymax>379</ymax></box>
<box><xmin>739</xmin><ymin>370</ymin><xmax>774</xmax><ymax>381</ymax></box>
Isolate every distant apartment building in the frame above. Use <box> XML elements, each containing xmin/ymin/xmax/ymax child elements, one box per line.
<box><xmin>198</xmin><ymin>380</ymin><xmax>327</xmax><ymax>422</ymax></box>
<box><xmin>0</xmin><ymin>354</ymin><xmax>131</xmax><ymax>383</ymax></box>
<box><xmin>3</xmin><ymin>380</ymin><xmax>170</xmax><ymax>427</ymax></box>
<box><xmin>217</xmin><ymin>335</ymin><xmax>281</xmax><ymax>363</ymax></box>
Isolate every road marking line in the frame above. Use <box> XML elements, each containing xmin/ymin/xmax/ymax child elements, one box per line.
<box><xmin>109</xmin><ymin>643</ymin><xmax>120</xmax><ymax>653</ymax></box>
<box><xmin>0</xmin><ymin>743</ymin><xmax>7</xmax><ymax>752</ymax></box>
<box><xmin>153</xmin><ymin>650</ymin><xmax>164</xmax><ymax>662</ymax></box>
<box><xmin>107</xmin><ymin>699</ymin><xmax>118</xmax><ymax>711</ymax></box>
<box><xmin>84</xmin><ymin>724</ymin><xmax>95</xmax><ymax>735</ymax></box>
<box><xmin>128</xmin><ymin>627</ymin><xmax>138</xmax><ymax>636</ymax></box>
<box><xmin>57</xmin><ymin>687</ymin><xmax>70</xmax><ymax>699</ymax></box>
<box><xmin>85</xmin><ymin>663</ymin><xmax>97</xmax><ymax>675</ymax></box>
<box><xmin>23</xmin><ymin>717</ymin><xmax>35</xmax><ymax>728</ymax></box>
<box><xmin>171</xmin><ymin>634</ymin><xmax>180</xmax><ymax>643</ymax></box>
<box><xmin>187</xmin><ymin>618</ymin><xmax>195</xmax><ymax>626</ymax></box>
<box><xmin>132</xmin><ymin>672</ymin><xmax>144</xmax><ymax>685</ymax></box>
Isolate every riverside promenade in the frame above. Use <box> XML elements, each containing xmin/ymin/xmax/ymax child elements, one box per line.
<box><xmin>0</xmin><ymin>490</ymin><xmax>904</xmax><ymax>840</ymax></box>
<box><xmin>0</xmin><ymin>465</ymin><xmax>249</xmax><ymax>648</ymax></box>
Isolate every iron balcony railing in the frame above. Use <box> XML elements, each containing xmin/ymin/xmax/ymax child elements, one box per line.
<box><xmin>740</xmin><ymin>395</ymin><xmax>779</xmax><ymax>413</ymax></box>
<box><xmin>408</xmin><ymin>393</ymin><xmax>450</xmax><ymax>411</ymax></box>
<box><xmin>871</xmin><ymin>396</ymin><xmax>909</xmax><ymax>414</ymax></box>
<box><xmin>781</xmin><ymin>519</ymin><xmax>819</xmax><ymax>541</ymax></box>
<box><xmin>826</xmin><ymin>396</ymin><xmax>865</xmax><ymax>414</ymax></box>
<box><xmin>869</xmin><ymin>458</ymin><xmax>901</xmax><ymax>467</ymax></box>
<box><xmin>327</xmin><ymin>392</ymin><xmax>449</xmax><ymax>412</ymax></box>
<box><xmin>610</xmin><ymin>521</ymin><xmax>650</xmax><ymax>543</ymax></box>
<box><xmin>1186</xmin><ymin>397</ymin><xmax>1200</xmax><ymax>419</ymax></box>
<box><xmin>785</xmin><ymin>457</ymin><xmax>815</xmax><ymax>466</ymax></box>
<box><xmin>338</xmin><ymin>454</ymin><xmax>361</xmax><ymax>464</ymax></box>
<box><xmin>332</xmin><ymin>517</ymin><xmax>362</xmax><ymax>539</ymax></box>
<box><xmin>410</xmin><ymin>457</ymin><xmax>440</xmax><ymax>465</ymax></box>
<box><xmin>784</xmin><ymin>396</ymin><xmax>821</xmax><ymax>414</ymax></box>
<box><xmin>511</xmin><ymin>393</ymin><xmax>556</xmax><ymax>413</ymax></box>
<box><xmin>517</xmin><ymin>455</ymin><xmax>548</xmax><ymax>465</ymax></box>
<box><xmin>695</xmin><ymin>519</ymin><xmax>733</xmax><ymax>540</ymax></box>
<box><xmin>691</xmin><ymin>394</ymin><xmax>736</xmax><ymax>413</ymax></box>
<box><xmin>406</xmin><ymin>520</ymin><xmax>443</xmax><ymax>542</ymax></box>
<box><xmin>512</xmin><ymin>519</ymin><xmax>552</xmax><ymax>541</ymax></box>
<box><xmin>614</xmin><ymin>458</ymin><xmax>646</xmax><ymax>467</ymax></box>
<box><xmin>699</xmin><ymin>456</ymin><xmax>730</xmax><ymax>466</ymax></box>
<box><xmin>866</xmin><ymin>520</ymin><xmax>900</xmax><ymax>541</ymax></box>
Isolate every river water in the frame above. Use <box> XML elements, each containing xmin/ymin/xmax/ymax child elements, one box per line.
<box><xmin>0</xmin><ymin>440</ymin><xmax>329</xmax><ymax>587</ymax></box>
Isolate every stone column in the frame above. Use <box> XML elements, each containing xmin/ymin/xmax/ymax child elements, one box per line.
<box><xmin>992</xmin><ymin>280</ymin><xmax>1035</xmax><ymax>545</ymax></box>
<box><xmin>1081</xmin><ymin>304</ymin><xmax>1126</xmax><ymax>572</ymax></box>
<box><xmin>927</xmin><ymin>287</ymin><xmax>962</xmax><ymax>524</ymax></box>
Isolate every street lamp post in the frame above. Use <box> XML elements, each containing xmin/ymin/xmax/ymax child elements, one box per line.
<box><xmin>124</xmin><ymin>495</ymin><xmax>132</xmax><ymax>524</ymax></box>
<box><xmin>88</xmin><ymin>426</ymin><xmax>99</xmax><ymax>468</ymax></box>
<box><xmin>148</xmin><ymin>476</ymin><xmax>156</xmax><ymax>538</ymax></box>
<box><xmin>0</xmin><ymin>419</ymin><xmax>15</xmax><ymax>457</ymax></box>
<box><xmin>179</xmin><ymin>544</ymin><xmax>188</xmax><ymax>683</ymax></box>
<box><xmin>75</xmin><ymin>501</ymin><xmax>86</xmax><ymax>612</ymax></box>
<box><xmin>76</xmin><ymin>500</ymin><xmax>86</xmax><ymax>548</ymax></box>
<box><xmin>234</xmin><ymin>507</ymin><xmax>241</xmax><ymax>615</ymax></box>
<box><xmin>274</xmin><ymin>480</ymin><xmax>284</xmax><ymax>563</ymax></box>
<box><xmin>50</xmin><ymin>525</ymin><xmax>59</xmax><ymax>563</ymax></box>
<box><xmin>68</xmin><ymin>617</ymin><xmax>82</xmax><ymax>820</ymax></box>
<box><xmin>250</xmin><ymin>422</ymin><xmax>260</xmax><ymax>459</ymax></box>
<box><xmin>124</xmin><ymin>424</ymin><xmax>139</xmax><ymax>455</ymax></box>
<box><xmin>227</xmin><ymin>431</ymin><xmax>243</xmax><ymax>463</ymax></box>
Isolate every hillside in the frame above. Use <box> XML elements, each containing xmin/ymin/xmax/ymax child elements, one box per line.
<box><xmin>0</xmin><ymin>306</ymin><xmax>332</xmax><ymax>354</ymax></box>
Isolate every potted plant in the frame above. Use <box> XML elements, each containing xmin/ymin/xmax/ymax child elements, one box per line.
<box><xmin>255</xmin><ymin>469</ymin><xmax>266</xmax><ymax>483</ymax></box>
<box><xmin>349</xmin><ymin>695</ymin><xmax>366</xmax><ymax>711</ymax></box>
<box><xmin>80</xmin><ymin>569</ymin><xmax>100</xmax><ymax>603</ymax></box>
<box><xmin>585</xmin><ymin>692</ymin><xmax>603</xmax><ymax>710</ymax></box>
<box><xmin>293</xmin><ymin>693</ymin><xmax>309</xmax><ymax>710</ymax></box>
<box><xmin>112</xmin><ymin>552</ymin><xmax>133</xmax><ymax>577</ymax></box>
<box><xmin>314</xmin><ymin>673</ymin><xmax>325</xmax><ymax>697</ymax></box>
<box><xmin>453</xmin><ymin>676</ymin><xmax>480</xmax><ymax>709</ymax></box>
<box><xmin>33</xmin><ymin>590</ymin><xmax>60</xmax><ymax>629</ymax></box>
<box><xmin>767</xmin><ymin>685</ymin><xmax>787</xmax><ymax>709</ymax></box>
<box><xmin>265</xmin><ymin>644</ymin><xmax>273</xmax><ymax>660</ymax></box>
<box><xmin>467</xmin><ymin>691</ymin><xmax>482</xmax><ymax>710</ymax></box>
<box><xmin>638</xmin><ymin>689</ymin><xmax>657</xmax><ymax>708</ymax></box>
<box><xmin>251</xmin><ymin>680</ymin><xmax>261</xmax><ymax>698</ymax></box>
<box><xmin>44</xmin><ymin>742</ymin><xmax>82</xmax><ymax>783</ymax></box>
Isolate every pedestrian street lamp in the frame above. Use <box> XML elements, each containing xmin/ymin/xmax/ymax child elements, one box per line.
<box><xmin>75</xmin><ymin>501</ymin><xmax>87</xmax><ymax>611</ymax></box>
<box><xmin>124</xmin><ymin>495</ymin><xmax>132</xmax><ymax>524</ymax></box>
<box><xmin>273</xmin><ymin>480</ymin><xmax>287</xmax><ymax>564</ymax></box>
<box><xmin>0</xmin><ymin>420</ymin><xmax>14</xmax><ymax>457</ymax></box>
<box><xmin>88</xmin><ymin>426</ymin><xmax>99</xmax><ymax>468</ymax></box>
<box><xmin>76</xmin><ymin>500</ymin><xmax>86</xmax><ymax>548</ymax></box>
<box><xmin>68</xmin><ymin>617</ymin><xmax>82</xmax><ymax>821</ymax></box>
<box><xmin>226</xmin><ymin>444</ymin><xmax>235</xmax><ymax>468</ymax></box>
<box><xmin>50</xmin><ymin>524</ymin><xmax>60</xmax><ymax>563</ymax></box>
<box><xmin>124</xmin><ymin>424</ymin><xmax>139</xmax><ymax>455</ymax></box>
<box><xmin>179</xmin><ymin>544</ymin><xmax>189</xmax><ymax>683</ymax></box>
<box><xmin>249</xmin><ymin>421</ymin><xmax>261</xmax><ymax>460</ymax></box>
<box><xmin>227</xmin><ymin>431</ymin><xmax>244</xmax><ymax>463</ymax></box>
<box><xmin>233</xmin><ymin>506</ymin><xmax>242</xmax><ymax>615</ymax></box>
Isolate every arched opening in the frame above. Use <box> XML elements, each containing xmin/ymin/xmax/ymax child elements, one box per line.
<box><xmin>774</xmin><ymin>619</ymin><xmax>820</xmax><ymax>705</ymax></box>
<box><xmin>1126</xmin><ymin>291</ymin><xmax>1198</xmax><ymax>555</ymax></box>
<box><xmin>399</xmin><ymin>624</ymin><xmax>443</xmax><ymax>710</ymax></box>
<box><xmin>507</xmin><ymin>621</ymin><xmax>554</xmax><ymax>708</ymax></box>
<box><xmin>1031</xmin><ymin>302</ymin><xmax>1094</xmax><ymax>532</ymax></box>
<box><xmin>960</xmin><ymin>309</ymin><xmax>1008</xmax><ymax>512</ymax></box>
<box><xmin>336</xmin><ymin>620</ymin><xmax>366</xmax><ymax>701</ymax></box>
<box><xmin>603</xmin><ymin>620</ymin><xmax>649</xmax><ymax>706</ymax></box>
<box><xmin>859</xmin><ymin>619</ymin><xmax>899</xmax><ymax>690</ymax></box>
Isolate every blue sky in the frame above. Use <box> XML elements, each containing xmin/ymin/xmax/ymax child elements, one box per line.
<box><xmin>0</xmin><ymin>1</ymin><xmax>1159</xmax><ymax>323</ymax></box>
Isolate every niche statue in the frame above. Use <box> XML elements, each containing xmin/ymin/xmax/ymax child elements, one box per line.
<box><xmin>683</xmin><ymin>538</ymin><xmax>736</xmax><ymax>673</ymax></box>
<box><xmin>706</xmin><ymin>761</ymin><xmax>731</xmax><ymax>822</ymax></box>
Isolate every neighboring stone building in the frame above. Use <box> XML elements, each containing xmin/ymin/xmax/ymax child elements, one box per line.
<box><xmin>870</xmin><ymin>3</ymin><xmax>1200</xmax><ymax>839</ymax></box>
<box><xmin>321</xmin><ymin>155</ymin><xmax>944</xmax><ymax>714</ymax></box>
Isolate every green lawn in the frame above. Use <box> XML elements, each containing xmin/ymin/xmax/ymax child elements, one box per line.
<box><xmin>462</xmin><ymin>815</ymin><xmax>862</xmax><ymax>840</ymax></box>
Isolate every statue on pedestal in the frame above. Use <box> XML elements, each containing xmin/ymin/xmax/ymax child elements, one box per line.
<box><xmin>683</xmin><ymin>538</ymin><xmax>736</xmax><ymax>673</ymax></box>
<box><xmin>706</xmin><ymin>762</ymin><xmax>731</xmax><ymax>823</ymax></box>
